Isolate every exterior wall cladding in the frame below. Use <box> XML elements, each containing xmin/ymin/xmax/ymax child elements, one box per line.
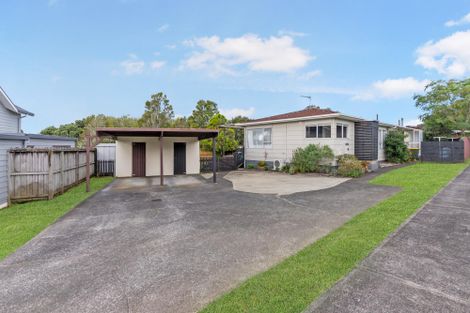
<box><xmin>354</xmin><ymin>121</ymin><xmax>379</xmax><ymax>161</ymax></box>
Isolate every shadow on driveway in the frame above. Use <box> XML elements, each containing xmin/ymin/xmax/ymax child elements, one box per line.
<box><xmin>0</xmin><ymin>171</ymin><xmax>399</xmax><ymax>313</ymax></box>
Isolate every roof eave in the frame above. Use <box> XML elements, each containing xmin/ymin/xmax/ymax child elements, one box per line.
<box><xmin>234</xmin><ymin>113</ymin><xmax>364</xmax><ymax>127</ymax></box>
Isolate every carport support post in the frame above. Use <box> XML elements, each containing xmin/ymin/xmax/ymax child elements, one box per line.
<box><xmin>160</xmin><ymin>135</ymin><xmax>164</xmax><ymax>186</ymax></box>
<box><xmin>212</xmin><ymin>137</ymin><xmax>217</xmax><ymax>183</ymax></box>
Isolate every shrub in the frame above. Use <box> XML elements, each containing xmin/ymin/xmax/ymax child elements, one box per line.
<box><xmin>337</xmin><ymin>154</ymin><xmax>365</xmax><ymax>178</ymax></box>
<box><xmin>247</xmin><ymin>164</ymin><xmax>255</xmax><ymax>169</ymax></box>
<box><xmin>291</xmin><ymin>144</ymin><xmax>334</xmax><ymax>173</ymax></box>
<box><xmin>409</xmin><ymin>148</ymin><xmax>419</xmax><ymax>161</ymax></box>
<box><xmin>384</xmin><ymin>129</ymin><xmax>409</xmax><ymax>163</ymax></box>
<box><xmin>280</xmin><ymin>164</ymin><xmax>290</xmax><ymax>173</ymax></box>
<box><xmin>257</xmin><ymin>160</ymin><xmax>266</xmax><ymax>168</ymax></box>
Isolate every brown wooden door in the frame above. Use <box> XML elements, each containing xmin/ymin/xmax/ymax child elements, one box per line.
<box><xmin>174</xmin><ymin>142</ymin><xmax>186</xmax><ymax>175</ymax></box>
<box><xmin>132</xmin><ymin>142</ymin><xmax>146</xmax><ymax>177</ymax></box>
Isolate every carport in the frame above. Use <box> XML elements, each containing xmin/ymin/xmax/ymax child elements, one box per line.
<box><xmin>96</xmin><ymin>127</ymin><xmax>219</xmax><ymax>185</ymax></box>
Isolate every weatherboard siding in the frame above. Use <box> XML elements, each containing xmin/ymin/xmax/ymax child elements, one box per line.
<box><xmin>244</xmin><ymin>118</ymin><xmax>355</xmax><ymax>166</ymax></box>
<box><xmin>0</xmin><ymin>103</ymin><xmax>20</xmax><ymax>133</ymax></box>
<box><xmin>26</xmin><ymin>138</ymin><xmax>76</xmax><ymax>148</ymax></box>
<box><xmin>0</xmin><ymin>139</ymin><xmax>24</xmax><ymax>208</ymax></box>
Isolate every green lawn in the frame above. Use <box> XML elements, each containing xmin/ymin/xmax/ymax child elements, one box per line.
<box><xmin>200</xmin><ymin>161</ymin><xmax>470</xmax><ymax>313</ymax></box>
<box><xmin>0</xmin><ymin>177</ymin><xmax>113</xmax><ymax>261</ymax></box>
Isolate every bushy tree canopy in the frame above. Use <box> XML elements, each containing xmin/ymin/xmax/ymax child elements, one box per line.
<box><xmin>139</xmin><ymin>92</ymin><xmax>174</xmax><ymax>127</ymax></box>
<box><xmin>415</xmin><ymin>79</ymin><xmax>470</xmax><ymax>138</ymax></box>
<box><xmin>40</xmin><ymin>92</ymin><xmax>249</xmax><ymax>152</ymax></box>
<box><xmin>188</xmin><ymin>100</ymin><xmax>219</xmax><ymax>128</ymax></box>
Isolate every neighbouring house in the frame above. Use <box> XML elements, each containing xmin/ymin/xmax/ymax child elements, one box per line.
<box><xmin>0</xmin><ymin>87</ymin><xmax>76</xmax><ymax>208</ymax></box>
<box><xmin>95</xmin><ymin>127</ymin><xmax>219</xmax><ymax>183</ymax></box>
<box><xmin>234</xmin><ymin>106</ymin><xmax>423</xmax><ymax>169</ymax></box>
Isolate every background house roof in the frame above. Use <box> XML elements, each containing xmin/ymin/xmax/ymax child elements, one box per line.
<box><xmin>26</xmin><ymin>133</ymin><xmax>77</xmax><ymax>141</ymax></box>
<box><xmin>0</xmin><ymin>86</ymin><xmax>34</xmax><ymax>116</ymax></box>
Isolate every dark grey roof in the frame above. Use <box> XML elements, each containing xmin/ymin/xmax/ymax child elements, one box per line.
<box><xmin>15</xmin><ymin>105</ymin><xmax>34</xmax><ymax>116</ymax></box>
<box><xmin>0</xmin><ymin>86</ymin><xmax>34</xmax><ymax>116</ymax></box>
<box><xmin>26</xmin><ymin>133</ymin><xmax>77</xmax><ymax>141</ymax></box>
<box><xmin>0</xmin><ymin>133</ymin><xmax>28</xmax><ymax>140</ymax></box>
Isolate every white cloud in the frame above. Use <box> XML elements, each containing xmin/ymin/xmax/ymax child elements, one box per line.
<box><xmin>158</xmin><ymin>24</ymin><xmax>169</xmax><ymax>33</ymax></box>
<box><xmin>150</xmin><ymin>60</ymin><xmax>166</xmax><ymax>70</ymax></box>
<box><xmin>445</xmin><ymin>13</ymin><xmax>470</xmax><ymax>27</ymax></box>
<box><xmin>298</xmin><ymin>70</ymin><xmax>321</xmax><ymax>80</ymax></box>
<box><xmin>182</xmin><ymin>34</ymin><xmax>312</xmax><ymax>75</ymax></box>
<box><xmin>165</xmin><ymin>44</ymin><xmax>177</xmax><ymax>49</ymax></box>
<box><xmin>416</xmin><ymin>30</ymin><xmax>470</xmax><ymax>77</ymax></box>
<box><xmin>353</xmin><ymin>77</ymin><xmax>430</xmax><ymax>101</ymax></box>
<box><xmin>220</xmin><ymin>107</ymin><xmax>256</xmax><ymax>119</ymax></box>
<box><xmin>120</xmin><ymin>55</ymin><xmax>145</xmax><ymax>75</ymax></box>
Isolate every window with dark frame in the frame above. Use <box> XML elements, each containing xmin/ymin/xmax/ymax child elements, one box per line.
<box><xmin>306</xmin><ymin>125</ymin><xmax>331</xmax><ymax>138</ymax></box>
<box><xmin>336</xmin><ymin>123</ymin><xmax>348</xmax><ymax>138</ymax></box>
<box><xmin>306</xmin><ymin>126</ymin><xmax>317</xmax><ymax>138</ymax></box>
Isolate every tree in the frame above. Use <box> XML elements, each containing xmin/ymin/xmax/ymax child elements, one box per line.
<box><xmin>200</xmin><ymin>113</ymin><xmax>239</xmax><ymax>155</ymax></box>
<box><xmin>170</xmin><ymin>116</ymin><xmax>189</xmax><ymax>128</ymax></box>
<box><xmin>139</xmin><ymin>92</ymin><xmax>174</xmax><ymax>127</ymax></box>
<box><xmin>40</xmin><ymin>114</ymin><xmax>139</xmax><ymax>147</ymax></box>
<box><xmin>229</xmin><ymin>115</ymin><xmax>251</xmax><ymax>146</ymax></box>
<box><xmin>188</xmin><ymin>100</ymin><xmax>218</xmax><ymax>128</ymax></box>
<box><xmin>384</xmin><ymin>129</ymin><xmax>409</xmax><ymax>163</ymax></box>
<box><xmin>415</xmin><ymin>79</ymin><xmax>470</xmax><ymax>138</ymax></box>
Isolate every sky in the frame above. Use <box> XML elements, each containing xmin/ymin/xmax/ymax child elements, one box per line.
<box><xmin>2</xmin><ymin>0</ymin><xmax>470</xmax><ymax>133</ymax></box>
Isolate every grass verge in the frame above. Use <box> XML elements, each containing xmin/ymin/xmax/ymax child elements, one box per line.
<box><xmin>0</xmin><ymin>177</ymin><xmax>113</xmax><ymax>261</ymax></box>
<box><xmin>200</xmin><ymin>161</ymin><xmax>469</xmax><ymax>313</ymax></box>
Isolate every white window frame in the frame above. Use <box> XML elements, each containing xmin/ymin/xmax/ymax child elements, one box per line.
<box><xmin>336</xmin><ymin>123</ymin><xmax>348</xmax><ymax>139</ymax></box>
<box><xmin>247</xmin><ymin>127</ymin><xmax>272</xmax><ymax>148</ymax></box>
<box><xmin>306</xmin><ymin>123</ymin><xmax>332</xmax><ymax>139</ymax></box>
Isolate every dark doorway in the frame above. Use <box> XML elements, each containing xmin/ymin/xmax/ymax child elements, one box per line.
<box><xmin>132</xmin><ymin>142</ymin><xmax>146</xmax><ymax>177</ymax></box>
<box><xmin>174</xmin><ymin>142</ymin><xmax>186</xmax><ymax>175</ymax></box>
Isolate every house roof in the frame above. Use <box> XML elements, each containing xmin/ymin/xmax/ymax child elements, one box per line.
<box><xmin>26</xmin><ymin>133</ymin><xmax>77</xmax><ymax>141</ymax></box>
<box><xmin>250</xmin><ymin>107</ymin><xmax>338</xmax><ymax>123</ymax></box>
<box><xmin>96</xmin><ymin>127</ymin><xmax>219</xmax><ymax>140</ymax></box>
<box><xmin>233</xmin><ymin>107</ymin><xmax>364</xmax><ymax>127</ymax></box>
<box><xmin>0</xmin><ymin>86</ymin><xmax>34</xmax><ymax>116</ymax></box>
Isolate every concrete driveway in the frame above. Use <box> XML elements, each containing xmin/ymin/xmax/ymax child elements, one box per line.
<box><xmin>0</xmin><ymin>173</ymin><xmax>398</xmax><ymax>313</ymax></box>
<box><xmin>306</xmin><ymin>166</ymin><xmax>470</xmax><ymax>313</ymax></box>
<box><xmin>224</xmin><ymin>170</ymin><xmax>350</xmax><ymax>195</ymax></box>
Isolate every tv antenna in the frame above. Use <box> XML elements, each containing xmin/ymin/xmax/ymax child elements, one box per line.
<box><xmin>300</xmin><ymin>95</ymin><xmax>312</xmax><ymax>106</ymax></box>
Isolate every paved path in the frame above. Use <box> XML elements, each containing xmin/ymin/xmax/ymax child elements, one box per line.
<box><xmin>0</xmin><ymin>173</ymin><xmax>397</xmax><ymax>313</ymax></box>
<box><xmin>307</xmin><ymin>166</ymin><xmax>470</xmax><ymax>313</ymax></box>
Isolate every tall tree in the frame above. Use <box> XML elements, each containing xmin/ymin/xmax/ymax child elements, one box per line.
<box><xmin>200</xmin><ymin>113</ymin><xmax>239</xmax><ymax>155</ymax></box>
<box><xmin>415</xmin><ymin>79</ymin><xmax>470</xmax><ymax>138</ymax></box>
<box><xmin>188</xmin><ymin>100</ymin><xmax>218</xmax><ymax>128</ymax></box>
<box><xmin>139</xmin><ymin>92</ymin><xmax>174</xmax><ymax>127</ymax></box>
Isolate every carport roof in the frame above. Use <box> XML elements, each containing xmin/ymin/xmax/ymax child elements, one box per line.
<box><xmin>96</xmin><ymin>127</ymin><xmax>219</xmax><ymax>140</ymax></box>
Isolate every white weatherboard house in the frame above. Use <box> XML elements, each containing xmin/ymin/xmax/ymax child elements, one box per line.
<box><xmin>235</xmin><ymin>107</ymin><xmax>423</xmax><ymax>169</ymax></box>
<box><xmin>96</xmin><ymin>127</ymin><xmax>219</xmax><ymax>184</ymax></box>
<box><xmin>0</xmin><ymin>87</ymin><xmax>76</xmax><ymax>208</ymax></box>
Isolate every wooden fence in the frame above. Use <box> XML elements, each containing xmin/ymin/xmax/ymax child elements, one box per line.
<box><xmin>8</xmin><ymin>148</ymin><xmax>95</xmax><ymax>202</ymax></box>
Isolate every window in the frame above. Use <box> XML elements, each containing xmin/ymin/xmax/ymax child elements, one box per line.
<box><xmin>306</xmin><ymin>125</ymin><xmax>331</xmax><ymax>138</ymax></box>
<box><xmin>336</xmin><ymin>123</ymin><xmax>348</xmax><ymax>138</ymax></box>
<box><xmin>306</xmin><ymin>126</ymin><xmax>317</xmax><ymax>138</ymax></box>
<box><xmin>379</xmin><ymin>129</ymin><xmax>387</xmax><ymax>149</ymax></box>
<box><xmin>247</xmin><ymin>128</ymin><xmax>272</xmax><ymax>148</ymax></box>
